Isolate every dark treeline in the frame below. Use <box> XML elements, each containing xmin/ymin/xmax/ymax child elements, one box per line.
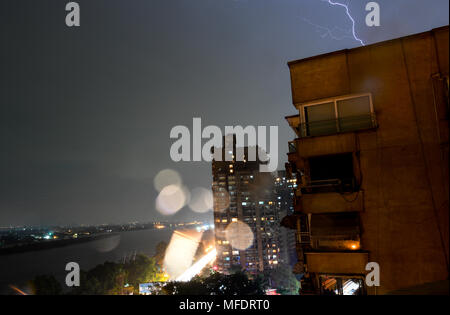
<box><xmin>29</xmin><ymin>241</ymin><xmax>169</xmax><ymax>295</ymax></box>
<box><xmin>28</xmin><ymin>240</ymin><xmax>299</xmax><ymax>295</ymax></box>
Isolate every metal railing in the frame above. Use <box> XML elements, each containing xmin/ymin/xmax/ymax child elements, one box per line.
<box><xmin>298</xmin><ymin>113</ymin><xmax>377</xmax><ymax>138</ymax></box>
<box><xmin>301</xmin><ymin>178</ymin><xmax>358</xmax><ymax>194</ymax></box>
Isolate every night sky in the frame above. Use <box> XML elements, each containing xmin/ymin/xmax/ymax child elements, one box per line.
<box><xmin>1</xmin><ymin>0</ymin><xmax>448</xmax><ymax>226</ymax></box>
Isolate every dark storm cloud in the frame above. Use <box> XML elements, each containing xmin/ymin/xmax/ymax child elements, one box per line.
<box><xmin>1</xmin><ymin>0</ymin><xmax>448</xmax><ymax>225</ymax></box>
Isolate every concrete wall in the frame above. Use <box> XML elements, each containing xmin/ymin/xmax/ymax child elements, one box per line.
<box><xmin>288</xmin><ymin>27</ymin><xmax>449</xmax><ymax>294</ymax></box>
<box><xmin>306</xmin><ymin>252</ymin><xmax>368</xmax><ymax>274</ymax></box>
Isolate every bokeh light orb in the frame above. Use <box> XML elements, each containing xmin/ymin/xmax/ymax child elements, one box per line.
<box><xmin>156</xmin><ymin>184</ymin><xmax>188</xmax><ymax>215</ymax></box>
<box><xmin>188</xmin><ymin>187</ymin><xmax>213</xmax><ymax>213</ymax></box>
<box><xmin>91</xmin><ymin>234</ymin><xmax>121</xmax><ymax>253</ymax></box>
<box><xmin>225</xmin><ymin>221</ymin><xmax>254</xmax><ymax>250</ymax></box>
<box><xmin>154</xmin><ymin>169</ymin><xmax>182</xmax><ymax>192</ymax></box>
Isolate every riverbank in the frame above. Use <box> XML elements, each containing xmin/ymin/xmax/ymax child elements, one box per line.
<box><xmin>0</xmin><ymin>228</ymin><xmax>175</xmax><ymax>294</ymax></box>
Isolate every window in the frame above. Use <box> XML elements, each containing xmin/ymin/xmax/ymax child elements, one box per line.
<box><xmin>304</xmin><ymin>102</ymin><xmax>336</xmax><ymax>136</ymax></box>
<box><xmin>337</xmin><ymin>96</ymin><xmax>372</xmax><ymax>131</ymax></box>
<box><xmin>319</xmin><ymin>275</ymin><xmax>365</xmax><ymax>295</ymax></box>
<box><xmin>299</xmin><ymin>93</ymin><xmax>375</xmax><ymax>137</ymax></box>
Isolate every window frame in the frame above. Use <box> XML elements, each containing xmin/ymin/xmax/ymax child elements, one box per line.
<box><xmin>296</xmin><ymin>93</ymin><xmax>375</xmax><ymax>137</ymax></box>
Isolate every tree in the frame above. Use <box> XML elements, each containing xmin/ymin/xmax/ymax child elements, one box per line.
<box><xmin>264</xmin><ymin>264</ymin><xmax>300</xmax><ymax>295</ymax></box>
<box><xmin>70</xmin><ymin>271</ymin><xmax>103</xmax><ymax>295</ymax></box>
<box><xmin>68</xmin><ymin>253</ymin><xmax>164</xmax><ymax>295</ymax></box>
<box><xmin>162</xmin><ymin>275</ymin><xmax>208</xmax><ymax>295</ymax></box>
<box><xmin>29</xmin><ymin>275</ymin><xmax>62</xmax><ymax>295</ymax></box>
<box><xmin>124</xmin><ymin>254</ymin><xmax>159</xmax><ymax>292</ymax></box>
<box><xmin>89</xmin><ymin>262</ymin><xmax>126</xmax><ymax>292</ymax></box>
<box><xmin>70</xmin><ymin>265</ymin><xmax>125</xmax><ymax>295</ymax></box>
<box><xmin>161</xmin><ymin>270</ymin><xmax>267</xmax><ymax>295</ymax></box>
<box><xmin>29</xmin><ymin>252</ymin><xmax>165</xmax><ymax>295</ymax></box>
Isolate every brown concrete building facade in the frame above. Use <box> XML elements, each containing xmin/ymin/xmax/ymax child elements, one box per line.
<box><xmin>284</xmin><ymin>26</ymin><xmax>449</xmax><ymax>295</ymax></box>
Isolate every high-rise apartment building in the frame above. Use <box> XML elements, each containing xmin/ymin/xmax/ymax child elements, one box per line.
<box><xmin>274</xmin><ymin>170</ymin><xmax>297</xmax><ymax>268</ymax></box>
<box><xmin>283</xmin><ymin>27</ymin><xmax>449</xmax><ymax>295</ymax></box>
<box><xmin>212</xmin><ymin>136</ymin><xmax>282</xmax><ymax>275</ymax></box>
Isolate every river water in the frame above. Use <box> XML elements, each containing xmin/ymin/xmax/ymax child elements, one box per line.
<box><xmin>0</xmin><ymin>228</ymin><xmax>174</xmax><ymax>294</ymax></box>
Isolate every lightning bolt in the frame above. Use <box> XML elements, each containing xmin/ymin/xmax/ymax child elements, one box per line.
<box><xmin>323</xmin><ymin>0</ymin><xmax>365</xmax><ymax>46</ymax></box>
<box><xmin>302</xmin><ymin>17</ymin><xmax>354</xmax><ymax>41</ymax></box>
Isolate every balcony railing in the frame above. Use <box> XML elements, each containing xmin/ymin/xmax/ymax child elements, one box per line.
<box><xmin>298</xmin><ymin>113</ymin><xmax>377</xmax><ymax>138</ymax></box>
<box><xmin>301</xmin><ymin>178</ymin><xmax>358</xmax><ymax>194</ymax></box>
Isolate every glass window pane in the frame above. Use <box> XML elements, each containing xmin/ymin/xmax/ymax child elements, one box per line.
<box><xmin>337</xmin><ymin>96</ymin><xmax>373</xmax><ymax>132</ymax></box>
<box><xmin>337</xmin><ymin>96</ymin><xmax>371</xmax><ymax>116</ymax></box>
<box><xmin>304</xmin><ymin>102</ymin><xmax>337</xmax><ymax>136</ymax></box>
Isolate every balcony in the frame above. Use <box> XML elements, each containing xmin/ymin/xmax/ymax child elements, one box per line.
<box><xmin>301</xmin><ymin>178</ymin><xmax>357</xmax><ymax>194</ymax></box>
<box><xmin>300</xmin><ymin>179</ymin><xmax>363</xmax><ymax>214</ymax></box>
<box><xmin>286</xmin><ymin>115</ymin><xmax>301</xmax><ymax>137</ymax></box>
<box><xmin>287</xmin><ymin>94</ymin><xmax>377</xmax><ymax>159</ymax></box>
<box><xmin>297</xmin><ymin>113</ymin><xmax>377</xmax><ymax>138</ymax></box>
<box><xmin>296</xmin><ymin>93</ymin><xmax>377</xmax><ymax>139</ymax></box>
<box><xmin>293</xmin><ymin>132</ymin><xmax>358</xmax><ymax>158</ymax></box>
<box><xmin>309</xmin><ymin>212</ymin><xmax>361</xmax><ymax>252</ymax></box>
<box><xmin>301</xmin><ymin>191</ymin><xmax>363</xmax><ymax>214</ymax></box>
